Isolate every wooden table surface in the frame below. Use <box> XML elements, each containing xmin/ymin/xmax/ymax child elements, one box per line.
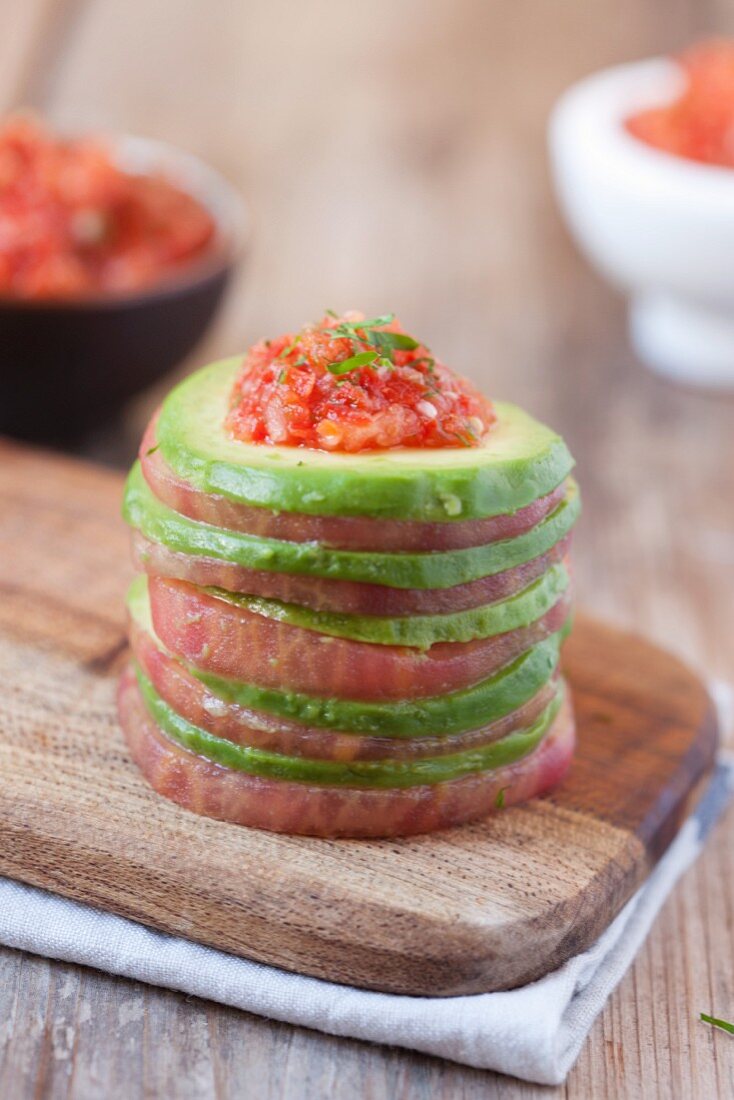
<box><xmin>1</xmin><ymin>1</ymin><xmax>733</xmax><ymax>1096</ymax></box>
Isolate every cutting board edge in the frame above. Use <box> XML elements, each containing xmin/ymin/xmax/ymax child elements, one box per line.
<box><xmin>0</xmin><ymin>707</ymin><xmax>718</xmax><ymax>997</ymax></box>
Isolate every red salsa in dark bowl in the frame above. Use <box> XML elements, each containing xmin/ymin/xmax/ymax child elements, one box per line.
<box><xmin>0</xmin><ymin>115</ymin><xmax>247</xmax><ymax>445</ymax></box>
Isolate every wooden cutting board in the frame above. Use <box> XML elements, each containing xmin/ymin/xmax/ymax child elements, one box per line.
<box><xmin>0</xmin><ymin>441</ymin><xmax>718</xmax><ymax>996</ymax></box>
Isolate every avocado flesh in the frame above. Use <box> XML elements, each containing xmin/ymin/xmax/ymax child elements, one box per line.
<box><xmin>123</xmin><ymin>463</ymin><xmax>580</xmax><ymax>590</ymax></box>
<box><xmin>155</xmin><ymin>358</ymin><xmax>575</xmax><ymax>521</ymax></box>
<box><xmin>127</xmin><ymin>577</ymin><xmax>565</xmax><ymax>738</ymax></box>
<box><xmin>135</xmin><ymin>664</ymin><xmax>564</xmax><ymax>788</ymax></box>
<box><xmin>205</xmin><ymin>561</ymin><xmax>570</xmax><ymax>648</ymax></box>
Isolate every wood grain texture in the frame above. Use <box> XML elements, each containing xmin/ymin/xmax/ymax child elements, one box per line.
<box><xmin>1</xmin><ymin>0</ymin><xmax>733</xmax><ymax>1095</ymax></box>
<box><xmin>0</xmin><ymin>442</ymin><xmax>719</xmax><ymax>998</ymax></box>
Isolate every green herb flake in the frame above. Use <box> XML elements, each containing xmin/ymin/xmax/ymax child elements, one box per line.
<box><xmin>278</xmin><ymin>335</ymin><xmax>302</xmax><ymax>359</ymax></box>
<box><xmin>320</xmin><ymin>311</ymin><xmax>425</xmax><ymax>374</ymax></box>
<box><xmin>329</xmin><ymin>314</ymin><xmax>395</xmax><ymax>341</ymax></box>
<box><xmin>453</xmin><ymin>431</ymin><xmax>474</xmax><ymax>448</ymax></box>
<box><xmin>277</xmin><ymin>369</ymin><xmax>287</xmax><ymax>384</ymax></box>
<box><xmin>700</xmin><ymin>1013</ymin><xmax>734</xmax><ymax>1035</ymax></box>
<box><xmin>366</xmin><ymin>330</ymin><xmax>419</xmax><ymax>353</ymax></box>
<box><xmin>327</xmin><ymin>351</ymin><xmax>379</xmax><ymax>375</ymax></box>
<box><xmin>357</xmin><ymin>313</ymin><xmax>395</xmax><ymax>329</ymax></box>
<box><xmin>495</xmin><ymin>787</ymin><xmax>509</xmax><ymax>809</ymax></box>
<box><xmin>145</xmin><ymin>444</ymin><xmax>160</xmax><ymax>457</ymax></box>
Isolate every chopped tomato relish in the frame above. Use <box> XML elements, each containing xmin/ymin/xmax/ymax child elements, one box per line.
<box><xmin>226</xmin><ymin>312</ymin><xmax>496</xmax><ymax>452</ymax></box>
<box><xmin>626</xmin><ymin>40</ymin><xmax>734</xmax><ymax>167</ymax></box>
<box><xmin>0</xmin><ymin>113</ymin><xmax>215</xmax><ymax>299</ymax></box>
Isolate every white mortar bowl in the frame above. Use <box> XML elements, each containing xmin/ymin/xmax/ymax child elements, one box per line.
<box><xmin>549</xmin><ymin>58</ymin><xmax>734</xmax><ymax>390</ymax></box>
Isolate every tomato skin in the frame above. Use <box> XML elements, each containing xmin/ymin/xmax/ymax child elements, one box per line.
<box><xmin>133</xmin><ymin>531</ymin><xmax>571</xmax><ymax>616</ymax></box>
<box><xmin>118</xmin><ymin>664</ymin><xmax>575</xmax><ymax>837</ymax></box>
<box><xmin>148</xmin><ymin>576</ymin><xmax>572</xmax><ymax>701</ymax></box>
<box><xmin>131</xmin><ymin>619</ymin><xmax>560</xmax><ymax>762</ymax></box>
<box><xmin>140</xmin><ymin>418</ymin><xmax>566</xmax><ymax>551</ymax></box>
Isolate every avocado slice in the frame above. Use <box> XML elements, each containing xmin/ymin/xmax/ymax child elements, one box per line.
<box><xmin>203</xmin><ymin>561</ymin><xmax>570</xmax><ymax>649</ymax></box>
<box><xmin>135</xmin><ymin>664</ymin><xmax>564</xmax><ymax>788</ymax></box>
<box><xmin>155</xmin><ymin>359</ymin><xmax>575</xmax><ymax>522</ymax></box>
<box><xmin>123</xmin><ymin>463</ymin><xmax>580</xmax><ymax>590</ymax></box>
<box><xmin>127</xmin><ymin>577</ymin><xmax>565</xmax><ymax>738</ymax></box>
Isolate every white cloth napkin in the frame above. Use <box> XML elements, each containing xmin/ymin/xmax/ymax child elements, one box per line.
<box><xmin>1</xmin><ymin>686</ymin><xmax>731</xmax><ymax>1087</ymax></box>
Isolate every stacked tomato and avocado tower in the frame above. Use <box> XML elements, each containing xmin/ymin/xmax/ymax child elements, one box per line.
<box><xmin>119</xmin><ymin>311</ymin><xmax>580</xmax><ymax>837</ymax></box>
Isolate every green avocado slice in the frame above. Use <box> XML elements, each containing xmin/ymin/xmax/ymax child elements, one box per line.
<box><xmin>155</xmin><ymin>358</ymin><xmax>575</xmax><ymax>521</ymax></box>
<box><xmin>127</xmin><ymin>577</ymin><xmax>565</xmax><ymax>738</ymax></box>
<box><xmin>204</xmin><ymin>561</ymin><xmax>570</xmax><ymax>649</ymax></box>
<box><xmin>123</xmin><ymin>463</ymin><xmax>580</xmax><ymax>590</ymax></box>
<box><xmin>135</xmin><ymin>664</ymin><xmax>564</xmax><ymax>788</ymax></box>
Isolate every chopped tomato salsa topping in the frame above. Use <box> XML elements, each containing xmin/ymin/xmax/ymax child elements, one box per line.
<box><xmin>226</xmin><ymin>312</ymin><xmax>496</xmax><ymax>452</ymax></box>
<box><xmin>0</xmin><ymin>113</ymin><xmax>215</xmax><ymax>299</ymax></box>
<box><xmin>626</xmin><ymin>40</ymin><xmax>734</xmax><ymax>167</ymax></box>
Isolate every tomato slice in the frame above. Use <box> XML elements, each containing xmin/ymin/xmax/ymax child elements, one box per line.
<box><xmin>148</xmin><ymin>575</ymin><xmax>572</xmax><ymax>700</ymax></box>
<box><xmin>118</xmin><ymin>664</ymin><xmax>575</xmax><ymax>837</ymax></box>
<box><xmin>132</xmin><ymin>619</ymin><xmax>560</xmax><ymax>762</ymax></box>
<box><xmin>132</xmin><ymin>530</ymin><xmax>572</xmax><ymax>616</ymax></box>
<box><xmin>140</xmin><ymin>417</ymin><xmax>567</xmax><ymax>551</ymax></box>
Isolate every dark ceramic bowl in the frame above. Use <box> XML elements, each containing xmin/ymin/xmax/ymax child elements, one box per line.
<box><xmin>0</xmin><ymin>135</ymin><xmax>248</xmax><ymax>445</ymax></box>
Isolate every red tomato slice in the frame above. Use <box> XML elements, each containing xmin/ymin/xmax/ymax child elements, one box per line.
<box><xmin>148</xmin><ymin>576</ymin><xmax>571</xmax><ymax>701</ymax></box>
<box><xmin>131</xmin><ymin>619</ymin><xmax>560</xmax><ymax>762</ymax></box>
<box><xmin>140</xmin><ymin>417</ymin><xmax>567</xmax><ymax>551</ymax></box>
<box><xmin>118</xmin><ymin>664</ymin><xmax>575</xmax><ymax>837</ymax></box>
<box><xmin>133</xmin><ymin>530</ymin><xmax>571</xmax><ymax>616</ymax></box>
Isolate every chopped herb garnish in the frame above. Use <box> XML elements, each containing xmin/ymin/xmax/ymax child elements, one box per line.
<box><xmin>328</xmin><ymin>351</ymin><xmax>379</xmax><ymax>375</ymax></box>
<box><xmin>454</xmin><ymin>431</ymin><xmax>474</xmax><ymax>447</ymax></box>
<box><xmin>366</xmin><ymin>330</ymin><xmax>419</xmax><ymax>353</ymax></box>
<box><xmin>145</xmin><ymin>443</ymin><xmax>160</xmax><ymax>456</ymax></box>
<box><xmin>326</xmin><ymin>308</ymin><xmax>339</xmax><ymax>318</ymax></box>
<box><xmin>278</xmin><ymin>335</ymin><xmax>302</xmax><ymax>358</ymax></box>
<box><xmin>277</xmin><ymin>369</ymin><xmax>287</xmax><ymax>384</ymax></box>
<box><xmin>329</xmin><ymin>314</ymin><xmax>396</xmax><ymax>342</ymax></box>
<box><xmin>701</xmin><ymin>1013</ymin><xmax>734</xmax><ymax>1035</ymax></box>
<box><xmin>495</xmin><ymin>787</ymin><xmax>508</xmax><ymax>809</ymax></box>
<box><xmin>351</xmin><ymin>313</ymin><xmax>395</xmax><ymax>329</ymax></box>
<box><xmin>325</xmin><ymin>311</ymin><xmax>423</xmax><ymax>379</ymax></box>
<box><xmin>456</xmin><ymin>421</ymin><xmax>479</xmax><ymax>447</ymax></box>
